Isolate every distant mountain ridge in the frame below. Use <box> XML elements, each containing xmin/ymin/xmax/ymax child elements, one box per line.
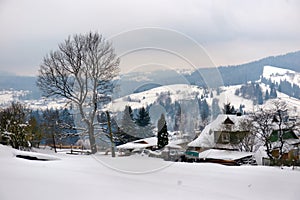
<box><xmin>186</xmin><ymin>51</ymin><xmax>300</xmax><ymax>87</ymax></box>
<box><xmin>1</xmin><ymin>50</ymin><xmax>299</xmax><ymax>98</ymax></box>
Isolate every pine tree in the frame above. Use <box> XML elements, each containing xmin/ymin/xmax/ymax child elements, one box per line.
<box><xmin>135</xmin><ymin>107</ymin><xmax>153</xmax><ymax>138</ymax></box>
<box><xmin>27</xmin><ymin>115</ymin><xmax>43</xmax><ymax>148</ymax></box>
<box><xmin>239</xmin><ymin>104</ymin><xmax>245</xmax><ymax>115</ymax></box>
<box><xmin>128</xmin><ymin>106</ymin><xmax>134</xmax><ymax>120</ymax></box>
<box><xmin>173</xmin><ymin>101</ymin><xmax>181</xmax><ymax>131</ymax></box>
<box><xmin>223</xmin><ymin>103</ymin><xmax>236</xmax><ymax>115</ymax></box>
<box><xmin>200</xmin><ymin>99</ymin><xmax>210</xmax><ymax>121</ymax></box>
<box><xmin>41</xmin><ymin>108</ymin><xmax>60</xmax><ymax>150</ymax></box>
<box><xmin>121</xmin><ymin>106</ymin><xmax>138</xmax><ymax>138</ymax></box>
<box><xmin>265</xmin><ymin>89</ymin><xmax>270</xmax><ymax>101</ymax></box>
<box><xmin>113</xmin><ymin>127</ymin><xmax>140</xmax><ymax>145</ymax></box>
<box><xmin>270</xmin><ymin>83</ymin><xmax>277</xmax><ymax>99</ymax></box>
<box><xmin>157</xmin><ymin>114</ymin><xmax>168</xmax><ymax>149</ymax></box>
<box><xmin>212</xmin><ymin>98</ymin><xmax>221</xmax><ymax>119</ymax></box>
<box><xmin>257</xmin><ymin>88</ymin><xmax>263</xmax><ymax>105</ymax></box>
<box><xmin>135</xmin><ymin>107</ymin><xmax>151</xmax><ymax>127</ymax></box>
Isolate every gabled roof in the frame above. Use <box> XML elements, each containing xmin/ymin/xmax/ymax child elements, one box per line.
<box><xmin>188</xmin><ymin>114</ymin><xmax>249</xmax><ymax>148</ymax></box>
<box><xmin>223</xmin><ymin>117</ymin><xmax>234</xmax><ymax>125</ymax></box>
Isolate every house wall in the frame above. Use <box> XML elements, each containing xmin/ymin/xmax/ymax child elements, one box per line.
<box><xmin>214</xmin><ymin>131</ymin><xmax>249</xmax><ymax>144</ymax></box>
<box><xmin>271</xmin><ymin>149</ymin><xmax>299</xmax><ymax>161</ymax></box>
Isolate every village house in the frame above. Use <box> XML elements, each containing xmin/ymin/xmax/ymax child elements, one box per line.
<box><xmin>188</xmin><ymin>114</ymin><xmax>250</xmax><ymax>152</ymax></box>
<box><xmin>186</xmin><ymin>114</ymin><xmax>254</xmax><ymax>165</ymax></box>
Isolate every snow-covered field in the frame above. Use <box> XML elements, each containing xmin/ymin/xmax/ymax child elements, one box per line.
<box><xmin>263</xmin><ymin>65</ymin><xmax>300</xmax><ymax>86</ymax></box>
<box><xmin>1</xmin><ymin>144</ymin><xmax>300</xmax><ymax>200</ymax></box>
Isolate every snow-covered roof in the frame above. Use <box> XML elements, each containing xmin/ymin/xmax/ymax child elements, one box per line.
<box><xmin>117</xmin><ymin>136</ymin><xmax>188</xmax><ymax>150</ymax></box>
<box><xmin>188</xmin><ymin>114</ymin><xmax>249</xmax><ymax>148</ymax></box>
<box><xmin>116</xmin><ymin>137</ymin><xmax>157</xmax><ymax>150</ymax></box>
<box><xmin>198</xmin><ymin>149</ymin><xmax>253</xmax><ymax>161</ymax></box>
<box><xmin>165</xmin><ymin>143</ymin><xmax>182</xmax><ymax>149</ymax></box>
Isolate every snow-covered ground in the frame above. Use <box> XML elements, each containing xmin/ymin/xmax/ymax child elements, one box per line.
<box><xmin>1</xmin><ymin>144</ymin><xmax>300</xmax><ymax>200</ymax></box>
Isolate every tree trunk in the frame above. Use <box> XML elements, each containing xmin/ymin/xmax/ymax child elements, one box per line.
<box><xmin>106</xmin><ymin>111</ymin><xmax>115</xmax><ymax>157</ymax></box>
<box><xmin>52</xmin><ymin>131</ymin><xmax>57</xmax><ymax>153</ymax></box>
<box><xmin>88</xmin><ymin>125</ymin><xmax>97</xmax><ymax>154</ymax></box>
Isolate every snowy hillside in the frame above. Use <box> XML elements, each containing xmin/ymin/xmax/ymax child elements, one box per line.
<box><xmin>0</xmin><ymin>89</ymin><xmax>68</xmax><ymax>110</ymax></box>
<box><xmin>110</xmin><ymin>84</ymin><xmax>204</xmax><ymax>111</ymax></box>
<box><xmin>110</xmin><ymin>84</ymin><xmax>254</xmax><ymax>113</ymax></box>
<box><xmin>0</xmin><ymin>90</ymin><xmax>30</xmax><ymax>106</ymax></box>
<box><xmin>1</xmin><ymin>144</ymin><xmax>300</xmax><ymax>200</ymax></box>
<box><xmin>110</xmin><ymin>82</ymin><xmax>300</xmax><ymax>114</ymax></box>
<box><xmin>263</xmin><ymin>65</ymin><xmax>300</xmax><ymax>86</ymax></box>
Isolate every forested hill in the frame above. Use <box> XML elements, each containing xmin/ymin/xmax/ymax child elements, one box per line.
<box><xmin>186</xmin><ymin>51</ymin><xmax>300</xmax><ymax>87</ymax></box>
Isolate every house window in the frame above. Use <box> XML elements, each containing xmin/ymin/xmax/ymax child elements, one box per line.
<box><xmin>222</xmin><ymin>132</ymin><xmax>230</xmax><ymax>143</ymax></box>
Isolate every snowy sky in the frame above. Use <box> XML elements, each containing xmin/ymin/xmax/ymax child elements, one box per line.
<box><xmin>0</xmin><ymin>0</ymin><xmax>300</xmax><ymax>76</ymax></box>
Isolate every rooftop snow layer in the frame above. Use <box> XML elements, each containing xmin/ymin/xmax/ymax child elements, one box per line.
<box><xmin>198</xmin><ymin>149</ymin><xmax>253</xmax><ymax>161</ymax></box>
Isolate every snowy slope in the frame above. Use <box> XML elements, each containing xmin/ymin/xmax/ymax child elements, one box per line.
<box><xmin>0</xmin><ymin>89</ymin><xmax>68</xmax><ymax>110</ymax></box>
<box><xmin>263</xmin><ymin>65</ymin><xmax>300</xmax><ymax>86</ymax></box>
<box><xmin>109</xmin><ymin>83</ymin><xmax>256</xmax><ymax>113</ymax></box>
<box><xmin>0</xmin><ymin>90</ymin><xmax>30</xmax><ymax>105</ymax></box>
<box><xmin>110</xmin><ymin>82</ymin><xmax>300</xmax><ymax>114</ymax></box>
<box><xmin>1</xmin><ymin>144</ymin><xmax>300</xmax><ymax>200</ymax></box>
<box><xmin>109</xmin><ymin>84</ymin><xmax>203</xmax><ymax>111</ymax></box>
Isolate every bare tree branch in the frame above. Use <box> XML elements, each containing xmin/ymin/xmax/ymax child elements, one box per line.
<box><xmin>37</xmin><ymin>32</ymin><xmax>120</xmax><ymax>154</ymax></box>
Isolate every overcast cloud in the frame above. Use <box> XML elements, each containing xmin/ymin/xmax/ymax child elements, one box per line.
<box><xmin>0</xmin><ymin>0</ymin><xmax>299</xmax><ymax>76</ymax></box>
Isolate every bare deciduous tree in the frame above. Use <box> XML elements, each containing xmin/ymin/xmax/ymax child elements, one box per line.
<box><xmin>37</xmin><ymin>32</ymin><xmax>120</xmax><ymax>154</ymax></box>
<box><xmin>237</xmin><ymin>118</ymin><xmax>257</xmax><ymax>152</ymax></box>
<box><xmin>251</xmin><ymin>100</ymin><xmax>299</xmax><ymax>160</ymax></box>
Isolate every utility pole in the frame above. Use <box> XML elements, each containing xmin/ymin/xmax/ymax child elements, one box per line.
<box><xmin>106</xmin><ymin>111</ymin><xmax>115</xmax><ymax>157</ymax></box>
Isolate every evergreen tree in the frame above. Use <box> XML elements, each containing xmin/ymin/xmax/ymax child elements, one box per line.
<box><xmin>27</xmin><ymin>115</ymin><xmax>43</xmax><ymax>148</ymax></box>
<box><xmin>239</xmin><ymin>104</ymin><xmax>245</xmax><ymax>115</ymax></box>
<box><xmin>293</xmin><ymin>85</ymin><xmax>300</xmax><ymax>99</ymax></box>
<box><xmin>157</xmin><ymin>114</ymin><xmax>168</xmax><ymax>149</ymax></box>
<box><xmin>135</xmin><ymin>107</ymin><xmax>153</xmax><ymax>138</ymax></box>
<box><xmin>223</xmin><ymin>103</ymin><xmax>236</xmax><ymax>115</ymax></box>
<box><xmin>270</xmin><ymin>83</ymin><xmax>277</xmax><ymax>98</ymax></box>
<box><xmin>135</xmin><ymin>107</ymin><xmax>151</xmax><ymax>127</ymax></box>
<box><xmin>257</xmin><ymin>88</ymin><xmax>263</xmax><ymax>105</ymax></box>
<box><xmin>41</xmin><ymin>108</ymin><xmax>60</xmax><ymax>147</ymax></box>
<box><xmin>212</xmin><ymin>98</ymin><xmax>221</xmax><ymax>119</ymax></box>
<box><xmin>199</xmin><ymin>99</ymin><xmax>210</xmax><ymax>121</ymax></box>
<box><xmin>128</xmin><ymin>106</ymin><xmax>134</xmax><ymax>120</ymax></box>
<box><xmin>265</xmin><ymin>89</ymin><xmax>270</xmax><ymax>101</ymax></box>
<box><xmin>173</xmin><ymin>101</ymin><xmax>181</xmax><ymax>131</ymax></box>
<box><xmin>121</xmin><ymin>106</ymin><xmax>138</xmax><ymax>138</ymax></box>
<box><xmin>113</xmin><ymin>127</ymin><xmax>140</xmax><ymax>145</ymax></box>
<box><xmin>216</xmin><ymin>87</ymin><xmax>220</xmax><ymax>96</ymax></box>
